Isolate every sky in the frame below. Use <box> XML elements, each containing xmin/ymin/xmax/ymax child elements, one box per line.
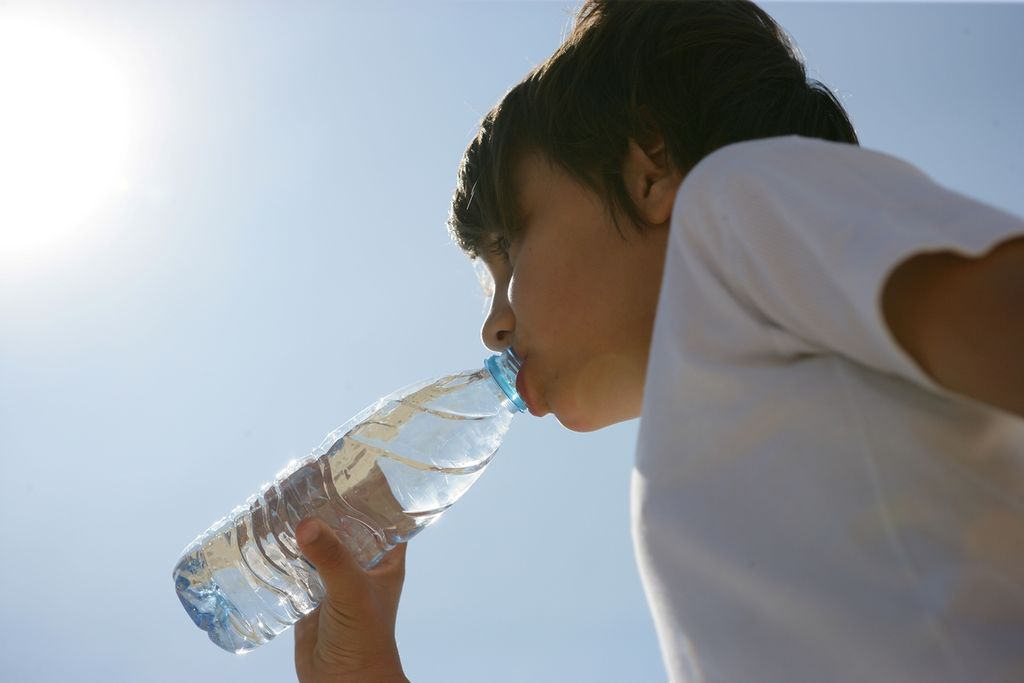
<box><xmin>0</xmin><ymin>2</ymin><xmax>1022</xmax><ymax>682</ymax></box>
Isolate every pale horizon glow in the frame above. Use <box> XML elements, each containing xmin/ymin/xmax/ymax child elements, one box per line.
<box><xmin>0</xmin><ymin>16</ymin><xmax>135</xmax><ymax>265</ymax></box>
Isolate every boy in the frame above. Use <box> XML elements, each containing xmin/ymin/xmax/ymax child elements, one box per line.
<box><xmin>293</xmin><ymin>2</ymin><xmax>1024</xmax><ymax>681</ymax></box>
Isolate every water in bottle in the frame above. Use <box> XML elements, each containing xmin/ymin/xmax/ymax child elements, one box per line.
<box><xmin>172</xmin><ymin>349</ymin><xmax>525</xmax><ymax>653</ymax></box>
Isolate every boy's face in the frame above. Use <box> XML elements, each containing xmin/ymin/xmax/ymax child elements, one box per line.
<box><xmin>478</xmin><ymin>151</ymin><xmax>673</xmax><ymax>432</ymax></box>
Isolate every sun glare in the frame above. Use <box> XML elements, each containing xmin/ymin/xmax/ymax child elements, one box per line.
<box><xmin>0</xmin><ymin>16</ymin><xmax>135</xmax><ymax>265</ymax></box>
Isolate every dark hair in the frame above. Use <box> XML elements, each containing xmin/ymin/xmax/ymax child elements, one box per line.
<box><xmin>449</xmin><ymin>0</ymin><xmax>858</xmax><ymax>257</ymax></box>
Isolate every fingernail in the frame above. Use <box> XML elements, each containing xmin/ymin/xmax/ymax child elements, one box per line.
<box><xmin>297</xmin><ymin>519</ymin><xmax>320</xmax><ymax>545</ymax></box>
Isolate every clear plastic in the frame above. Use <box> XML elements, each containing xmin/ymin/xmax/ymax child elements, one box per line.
<box><xmin>172</xmin><ymin>350</ymin><xmax>524</xmax><ymax>653</ymax></box>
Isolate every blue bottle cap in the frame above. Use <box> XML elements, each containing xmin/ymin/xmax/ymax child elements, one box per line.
<box><xmin>485</xmin><ymin>347</ymin><xmax>527</xmax><ymax>413</ymax></box>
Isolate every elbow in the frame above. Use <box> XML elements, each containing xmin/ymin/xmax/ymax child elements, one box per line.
<box><xmin>884</xmin><ymin>235</ymin><xmax>1024</xmax><ymax>420</ymax></box>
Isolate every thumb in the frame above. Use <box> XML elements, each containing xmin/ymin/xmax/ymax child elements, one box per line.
<box><xmin>295</xmin><ymin>517</ymin><xmax>366</xmax><ymax>605</ymax></box>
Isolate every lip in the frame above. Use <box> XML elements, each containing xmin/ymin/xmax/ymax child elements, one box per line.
<box><xmin>515</xmin><ymin>361</ymin><xmax>544</xmax><ymax>417</ymax></box>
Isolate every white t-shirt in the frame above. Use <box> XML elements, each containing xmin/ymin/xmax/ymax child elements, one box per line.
<box><xmin>633</xmin><ymin>136</ymin><xmax>1024</xmax><ymax>683</ymax></box>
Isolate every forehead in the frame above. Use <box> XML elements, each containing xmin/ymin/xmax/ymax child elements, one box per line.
<box><xmin>511</xmin><ymin>150</ymin><xmax>555</xmax><ymax>202</ymax></box>
<box><xmin>510</xmin><ymin>150</ymin><xmax>582</xmax><ymax>222</ymax></box>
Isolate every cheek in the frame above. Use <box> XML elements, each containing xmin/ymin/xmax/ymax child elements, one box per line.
<box><xmin>510</xmin><ymin>251</ymin><xmax>589</xmax><ymax>315</ymax></box>
<box><xmin>511</xmin><ymin>277</ymin><xmax>588</xmax><ymax>337</ymax></box>
<box><xmin>571</xmin><ymin>353</ymin><xmax>643</xmax><ymax>415</ymax></box>
<box><xmin>576</xmin><ymin>353</ymin><xmax>642</xmax><ymax>392</ymax></box>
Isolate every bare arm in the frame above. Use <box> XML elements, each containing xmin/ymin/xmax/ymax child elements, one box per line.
<box><xmin>883</xmin><ymin>235</ymin><xmax>1024</xmax><ymax>419</ymax></box>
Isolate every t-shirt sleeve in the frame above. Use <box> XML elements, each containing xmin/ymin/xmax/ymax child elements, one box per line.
<box><xmin>672</xmin><ymin>136</ymin><xmax>1024</xmax><ymax>394</ymax></box>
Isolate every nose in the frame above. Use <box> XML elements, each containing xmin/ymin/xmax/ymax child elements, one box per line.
<box><xmin>481</xmin><ymin>289</ymin><xmax>516</xmax><ymax>352</ymax></box>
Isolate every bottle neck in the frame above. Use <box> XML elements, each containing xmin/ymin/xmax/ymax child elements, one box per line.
<box><xmin>485</xmin><ymin>348</ymin><xmax>526</xmax><ymax>413</ymax></box>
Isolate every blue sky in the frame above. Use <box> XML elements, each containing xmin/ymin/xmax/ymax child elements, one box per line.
<box><xmin>1</xmin><ymin>2</ymin><xmax>1022</xmax><ymax>682</ymax></box>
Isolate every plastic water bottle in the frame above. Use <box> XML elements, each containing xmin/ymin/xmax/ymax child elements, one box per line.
<box><xmin>172</xmin><ymin>348</ymin><xmax>526</xmax><ymax>653</ymax></box>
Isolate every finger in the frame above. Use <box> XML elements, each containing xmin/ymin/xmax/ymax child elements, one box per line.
<box><xmin>368</xmin><ymin>542</ymin><xmax>407</xmax><ymax>579</ymax></box>
<box><xmin>367</xmin><ymin>542</ymin><xmax>407</xmax><ymax>598</ymax></box>
<box><xmin>293</xmin><ymin>606</ymin><xmax>320</xmax><ymax>673</ymax></box>
<box><xmin>367</xmin><ymin>543</ymin><xmax>407</xmax><ymax>617</ymax></box>
<box><xmin>296</xmin><ymin>518</ymin><xmax>366</xmax><ymax>607</ymax></box>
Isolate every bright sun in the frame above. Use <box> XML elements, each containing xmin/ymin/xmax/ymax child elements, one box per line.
<box><xmin>0</xmin><ymin>16</ymin><xmax>135</xmax><ymax>263</ymax></box>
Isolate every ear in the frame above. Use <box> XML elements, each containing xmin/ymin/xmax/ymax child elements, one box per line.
<box><xmin>622</xmin><ymin>137</ymin><xmax>684</xmax><ymax>226</ymax></box>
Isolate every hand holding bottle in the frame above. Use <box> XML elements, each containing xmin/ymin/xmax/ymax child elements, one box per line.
<box><xmin>173</xmin><ymin>349</ymin><xmax>525</xmax><ymax>653</ymax></box>
<box><xmin>294</xmin><ymin>517</ymin><xmax>410</xmax><ymax>683</ymax></box>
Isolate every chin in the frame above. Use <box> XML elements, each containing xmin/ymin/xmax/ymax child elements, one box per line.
<box><xmin>554</xmin><ymin>409</ymin><xmax>631</xmax><ymax>433</ymax></box>
<box><xmin>556</xmin><ymin>415</ymin><xmax>603</xmax><ymax>433</ymax></box>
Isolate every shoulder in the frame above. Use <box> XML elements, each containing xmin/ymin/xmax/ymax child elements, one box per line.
<box><xmin>670</xmin><ymin>135</ymin><xmax>937</xmax><ymax>249</ymax></box>
<box><xmin>676</xmin><ymin>136</ymin><xmax>927</xmax><ymax>214</ymax></box>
